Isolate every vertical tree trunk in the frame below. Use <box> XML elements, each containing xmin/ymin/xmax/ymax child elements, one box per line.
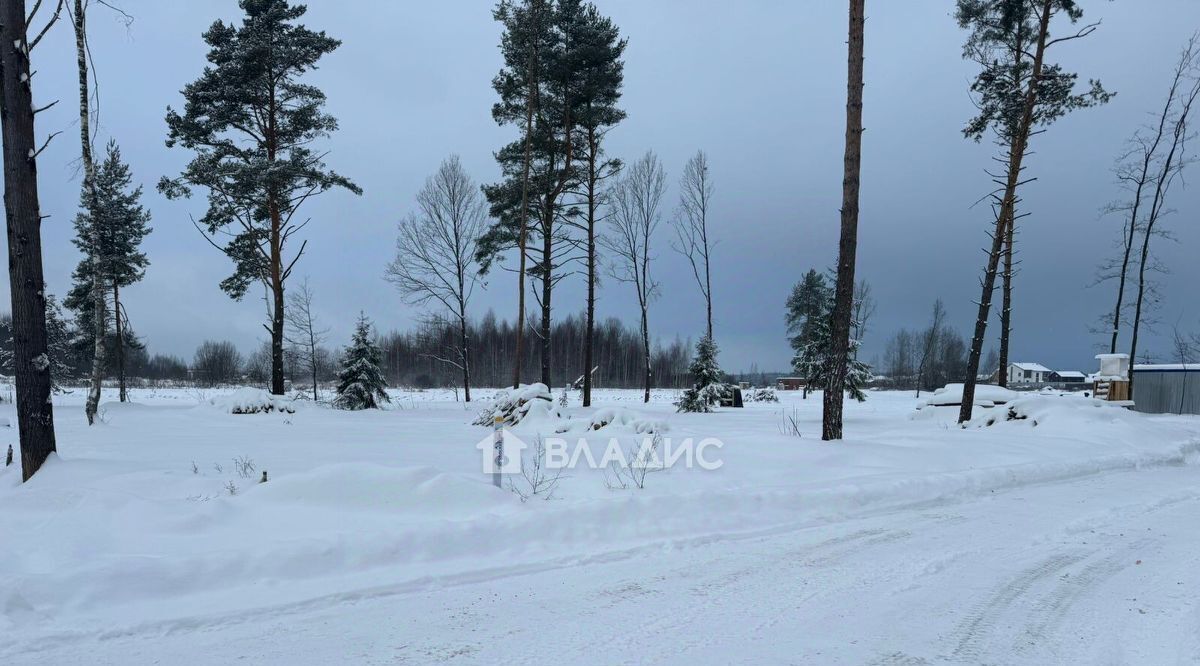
<box><xmin>114</xmin><ymin>280</ymin><xmax>126</xmax><ymax>401</ymax></box>
<box><xmin>459</xmin><ymin>308</ymin><xmax>472</xmax><ymax>402</ymax></box>
<box><xmin>269</xmin><ymin>201</ymin><xmax>285</xmax><ymax>395</ymax></box>
<box><xmin>2</xmin><ymin>0</ymin><xmax>58</xmax><ymax>480</ymax></box>
<box><xmin>583</xmin><ymin>131</ymin><xmax>598</xmax><ymax>407</ymax></box>
<box><xmin>822</xmin><ymin>0</ymin><xmax>866</xmax><ymax>441</ymax></box>
<box><xmin>997</xmin><ymin>221</ymin><xmax>1013</xmax><ymax>388</ymax></box>
<box><xmin>512</xmin><ymin>6</ymin><xmax>540</xmax><ymax>391</ymax></box>
<box><xmin>641</xmin><ymin>306</ymin><xmax>650</xmax><ymax>403</ymax></box>
<box><xmin>75</xmin><ymin>0</ymin><xmax>104</xmax><ymax>425</ymax></box>
<box><xmin>959</xmin><ymin>0</ymin><xmax>1053</xmax><ymax>424</ymax></box>
<box><xmin>540</xmin><ymin>206</ymin><xmax>552</xmax><ymax>388</ymax></box>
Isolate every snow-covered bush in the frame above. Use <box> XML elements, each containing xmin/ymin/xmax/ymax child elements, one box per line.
<box><xmin>745</xmin><ymin>387</ymin><xmax>779</xmax><ymax>403</ymax></box>
<box><xmin>473</xmin><ymin>383</ymin><xmax>560</xmax><ymax>427</ymax></box>
<box><xmin>208</xmin><ymin>387</ymin><xmax>295</xmax><ymax>414</ymax></box>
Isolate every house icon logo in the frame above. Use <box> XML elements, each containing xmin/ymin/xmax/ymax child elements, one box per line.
<box><xmin>476</xmin><ymin>428</ymin><xmax>528</xmax><ymax>474</ymax></box>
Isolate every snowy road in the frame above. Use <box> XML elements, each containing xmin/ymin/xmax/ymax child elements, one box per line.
<box><xmin>11</xmin><ymin>463</ymin><xmax>1200</xmax><ymax>665</ymax></box>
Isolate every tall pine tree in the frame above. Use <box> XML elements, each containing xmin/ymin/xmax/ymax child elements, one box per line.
<box><xmin>565</xmin><ymin>2</ymin><xmax>625</xmax><ymax>408</ymax></box>
<box><xmin>160</xmin><ymin>0</ymin><xmax>361</xmax><ymax>396</ymax></box>
<box><xmin>955</xmin><ymin>0</ymin><xmax>1111</xmax><ymax>422</ymax></box>
<box><xmin>479</xmin><ymin>0</ymin><xmax>597</xmax><ymax>389</ymax></box>
<box><xmin>335</xmin><ymin>313</ymin><xmax>390</xmax><ymax>411</ymax></box>
<box><xmin>65</xmin><ymin>141</ymin><xmax>151</xmax><ymax>402</ymax></box>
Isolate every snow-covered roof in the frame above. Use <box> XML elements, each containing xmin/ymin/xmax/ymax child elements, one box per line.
<box><xmin>1053</xmin><ymin>370</ymin><xmax>1086</xmax><ymax>378</ymax></box>
<box><xmin>1010</xmin><ymin>362</ymin><xmax>1051</xmax><ymax>373</ymax></box>
<box><xmin>1133</xmin><ymin>363</ymin><xmax>1200</xmax><ymax>372</ymax></box>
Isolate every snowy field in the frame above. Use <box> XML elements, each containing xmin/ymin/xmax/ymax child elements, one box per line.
<box><xmin>2</xmin><ymin>386</ymin><xmax>1200</xmax><ymax>664</ymax></box>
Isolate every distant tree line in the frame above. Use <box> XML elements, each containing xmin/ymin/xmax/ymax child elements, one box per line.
<box><xmin>377</xmin><ymin>310</ymin><xmax>692</xmax><ymax>391</ymax></box>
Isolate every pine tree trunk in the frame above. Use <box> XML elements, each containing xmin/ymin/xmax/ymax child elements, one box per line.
<box><xmin>512</xmin><ymin>12</ymin><xmax>540</xmax><ymax>391</ymax></box>
<box><xmin>269</xmin><ymin>200</ymin><xmax>285</xmax><ymax>396</ymax></box>
<box><xmin>2</xmin><ymin>0</ymin><xmax>58</xmax><ymax>481</ymax></box>
<box><xmin>115</xmin><ymin>280</ymin><xmax>126</xmax><ymax>402</ymax></box>
<box><xmin>540</xmin><ymin>210</ymin><xmax>552</xmax><ymax>388</ymax></box>
<box><xmin>958</xmin><ymin>0</ymin><xmax>1053</xmax><ymax>424</ymax></box>
<box><xmin>822</xmin><ymin>0</ymin><xmax>865</xmax><ymax>441</ymax></box>
<box><xmin>75</xmin><ymin>0</ymin><xmax>105</xmax><ymax>425</ymax></box>
<box><xmin>583</xmin><ymin>133</ymin><xmax>597</xmax><ymax>407</ymax></box>
<box><xmin>997</xmin><ymin>221</ymin><xmax>1013</xmax><ymax>388</ymax></box>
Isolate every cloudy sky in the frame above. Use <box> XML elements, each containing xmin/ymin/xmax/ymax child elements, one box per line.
<box><xmin>9</xmin><ymin>0</ymin><xmax>1200</xmax><ymax>374</ymax></box>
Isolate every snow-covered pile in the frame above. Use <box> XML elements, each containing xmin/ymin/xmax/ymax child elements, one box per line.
<box><xmin>916</xmin><ymin>383</ymin><xmax>1017</xmax><ymax>409</ymax></box>
<box><xmin>472</xmin><ymin>383</ymin><xmax>560</xmax><ymax>427</ymax></box>
<box><xmin>207</xmin><ymin>387</ymin><xmax>296</xmax><ymax>414</ymax></box>
<box><xmin>579</xmin><ymin>407</ymin><xmax>667</xmax><ymax>434</ymax></box>
<box><xmin>968</xmin><ymin>395</ymin><xmax>1131</xmax><ymax>429</ymax></box>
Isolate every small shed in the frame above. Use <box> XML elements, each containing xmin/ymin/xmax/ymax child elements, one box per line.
<box><xmin>776</xmin><ymin>377</ymin><xmax>805</xmax><ymax>391</ymax></box>
<box><xmin>1131</xmin><ymin>364</ymin><xmax>1200</xmax><ymax>415</ymax></box>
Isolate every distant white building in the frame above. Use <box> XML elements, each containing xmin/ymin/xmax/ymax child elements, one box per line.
<box><xmin>1007</xmin><ymin>362</ymin><xmax>1051</xmax><ymax>385</ymax></box>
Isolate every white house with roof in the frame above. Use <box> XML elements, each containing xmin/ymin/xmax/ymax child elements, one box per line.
<box><xmin>1007</xmin><ymin>362</ymin><xmax>1052</xmax><ymax>385</ymax></box>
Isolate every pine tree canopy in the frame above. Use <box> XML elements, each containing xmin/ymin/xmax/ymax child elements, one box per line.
<box><xmin>159</xmin><ymin>0</ymin><xmax>361</xmax><ymax>300</ymax></box>
<box><xmin>335</xmin><ymin>313</ymin><xmax>390</xmax><ymax>410</ymax></box>
<box><xmin>956</xmin><ymin>0</ymin><xmax>1113</xmax><ymax>143</ymax></box>
<box><xmin>477</xmin><ymin>0</ymin><xmax>625</xmax><ymax>275</ymax></box>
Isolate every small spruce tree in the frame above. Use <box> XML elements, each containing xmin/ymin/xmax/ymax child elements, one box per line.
<box><xmin>675</xmin><ymin>335</ymin><xmax>726</xmax><ymax>413</ymax></box>
<box><xmin>334</xmin><ymin>313</ymin><xmax>390</xmax><ymax>410</ymax></box>
<box><xmin>792</xmin><ymin>291</ymin><xmax>872</xmax><ymax>402</ymax></box>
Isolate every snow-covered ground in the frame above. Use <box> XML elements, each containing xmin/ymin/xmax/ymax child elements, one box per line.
<box><xmin>2</xmin><ymin>385</ymin><xmax>1199</xmax><ymax>664</ymax></box>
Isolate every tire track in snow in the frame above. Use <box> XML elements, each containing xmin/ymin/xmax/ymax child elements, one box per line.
<box><xmin>947</xmin><ymin>551</ymin><xmax>1090</xmax><ymax>663</ymax></box>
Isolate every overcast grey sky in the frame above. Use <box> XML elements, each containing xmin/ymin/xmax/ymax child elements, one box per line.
<box><xmin>9</xmin><ymin>0</ymin><xmax>1200</xmax><ymax>374</ymax></box>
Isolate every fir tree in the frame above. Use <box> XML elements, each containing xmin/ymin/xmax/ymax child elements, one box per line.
<box><xmin>785</xmin><ymin>269</ymin><xmax>830</xmax><ymax>398</ymax></box>
<box><xmin>335</xmin><ymin>314</ymin><xmax>390</xmax><ymax>411</ymax></box>
<box><xmin>160</xmin><ymin>0</ymin><xmax>361</xmax><ymax>397</ymax></box>
<box><xmin>675</xmin><ymin>335</ymin><xmax>725</xmax><ymax>413</ymax></box>
<box><xmin>64</xmin><ymin>141</ymin><xmax>151</xmax><ymax>401</ymax></box>
<box><xmin>791</xmin><ymin>286</ymin><xmax>872</xmax><ymax>403</ymax></box>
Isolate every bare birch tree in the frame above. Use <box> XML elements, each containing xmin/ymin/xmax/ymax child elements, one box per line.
<box><xmin>672</xmin><ymin>150</ymin><xmax>715</xmax><ymax>341</ymax></box>
<box><xmin>1128</xmin><ymin>49</ymin><xmax>1200</xmax><ymax>399</ymax></box>
<box><xmin>386</xmin><ymin>155</ymin><xmax>487</xmax><ymax>402</ymax></box>
<box><xmin>602</xmin><ymin>151</ymin><xmax>665</xmax><ymax>403</ymax></box>
<box><xmin>915</xmin><ymin>299</ymin><xmax>946</xmax><ymax>397</ymax></box>
<box><xmin>1098</xmin><ymin>35</ymin><xmax>1199</xmax><ymax>357</ymax></box>
<box><xmin>284</xmin><ymin>277</ymin><xmax>327</xmax><ymax>401</ymax></box>
<box><xmin>68</xmin><ymin>0</ymin><xmax>108</xmax><ymax>425</ymax></box>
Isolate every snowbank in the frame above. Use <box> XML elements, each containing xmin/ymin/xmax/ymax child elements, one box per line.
<box><xmin>207</xmin><ymin>387</ymin><xmax>296</xmax><ymax>414</ymax></box>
